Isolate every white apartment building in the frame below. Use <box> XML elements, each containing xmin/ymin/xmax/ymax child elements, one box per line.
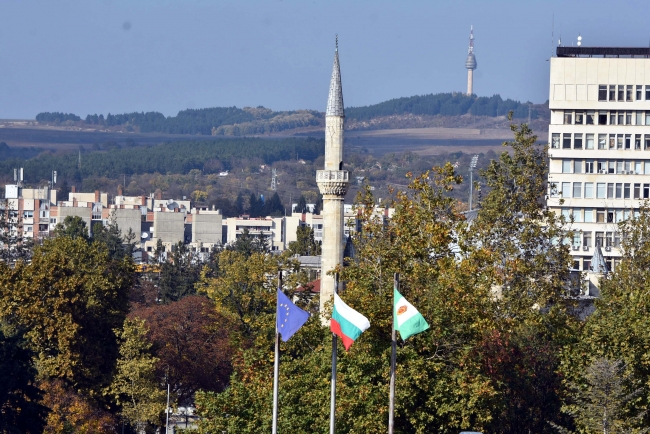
<box><xmin>548</xmin><ymin>46</ymin><xmax>650</xmax><ymax>274</ymax></box>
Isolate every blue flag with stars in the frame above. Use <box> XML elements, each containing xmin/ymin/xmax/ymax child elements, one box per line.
<box><xmin>276</xmin><ymin>289</ymin><xmax>310</xmax><ymax>342</ymax></box>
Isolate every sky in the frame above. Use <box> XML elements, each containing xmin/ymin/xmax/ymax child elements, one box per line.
<box><xmin>1</xmin><ymin>0</ymin><xmax>649</xmax><ymax>119</ymax></box>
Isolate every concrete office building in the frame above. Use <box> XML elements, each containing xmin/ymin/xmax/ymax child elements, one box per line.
<box><xmin>548</xmin><ymin>45</ymin><xmax>650</xmax><ymax>287</ymax></box>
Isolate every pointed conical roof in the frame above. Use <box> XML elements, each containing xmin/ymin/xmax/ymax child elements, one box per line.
<box><xmin>326</xmin><ymin>40</ymin><xmax>344</xmax><ymax>117</ymax></box>
<box><xmin>590</xmin><ymin>245</ymin><xmax>608</xmax><ymax>273</ymax></box>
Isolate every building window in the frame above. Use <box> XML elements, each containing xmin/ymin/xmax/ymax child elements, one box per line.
<box><xmin>636</xmin><ymin>134</ymin><xmax>642</xmax><ymax>150</ymax></box>
<box><xmin>606</xmin><ymin>232</ymin><xmax>613</xmax><ymax>247</ymax></box>
<box><xmin>574</xmin><ymin>133</ymin><xmax>583</xmax><ymax>149</ymax></box>
<box><xmin>584</xmin><ymin>209</ymin><xmax>593</xmax><ymax>222</ymax></box>
<box><xmin>563</xmin><ymin>133</ymin><xmax>571</xmax><ymax>149</ymax></box>
<box><xmin>608</xmin><ymin>209</ymin><xmax>615</xmax><ymax>223</ymax></box>
<box><xmin>597</xmin><ymin>183</ymin><xmax>606</xmax><ymax>199</ymax></box>
<box><xmin>624</xmin><ymin>183</ymin><xmax>631</xmax><ymax>199</ymax></box>
<box><xmin>574</xmin><ymin>160</ymin><xmax>583</xmax><ymax>174</ymax></box>
<box><xmin>599</xmin><ymin>85</ymin><xmax>608</xmax><ymax>101</ymax></box>
<box><xmin>575</xmin><ymin>111</ymin><xmax>584</xmax><ymax>125</ymax></box>
<box><xmin>618</xmin><ymin>85</ymin><xmax>625</xmax><ymax>101</ymax></box>
<box><xmin>563</xmin><ymin>111</ymin><xmax>573</xmax><ymax>125</ymax></box>
<box><xmin>562</xmin><ymin>160</ymin><xmax>572</xmax><ymax>173</ymax></box>
<box><xmin>562</xmin><ymin>182</ymin><xmax>571</xmax><ymax>197</ymax></box>
<box><xmin>586</xmin><ymin>160</ymin><xmax>594</xmax><ymax>174</ymax></box>
<box><xmin>617</xmin><ymin>135</ymin><xmax>624</xmax><ymax>150</ymax></box>
<box><xmin>645</xmin><ymin>184</ymin><xmax>650</xmax><ymax>199</ymax></box>
<box><xmin>637</xmin><ymin>112</ymin><xmax>643</xmax><ymax>126</ymax></box>
<box><xmin>627</xmin><ymin>85</ymin><xmax>633</xmax><ymax>101</ymax></box>
<box><xmin>635</xmin><ymin>161</ymin><xmax>642</xmax><ymax>174</ymax></box>
<box><xmin>587</xmin><ymin>111</ymin><xmax>595</xmax><ymax>125</ymax></box>
<box><xmin>23</xmin><ymin>211</ymin><xmax>33</xmax><ymax>218</ymax></box>
<box><xmin>584</xmin><ymin>231</ymin><xmax>592</xmax><ymax>247</ymax></box>
<box><xmin>610</xmin><ymin>85</ymin><xmax>616</xmax><ymax>101</ymax></box>
<box><xmin>609</xmin><ymin>161</ymin><xmax>616</xmax><ymax>174</ymax></box>
<box><xmin>573</xmin><ymin>183</ymin><xmax>582</xmax><ymax>198</ymax></box>
<box><xmin>616</xmin><ymin>161</ymin><xmax>623</xmax><ymax>174</ymax></box>
<box><xmin>637</xmin><ymin>85</ymin><xmax>643</xmax><ymax>101</ymax></box>
<box><xmin>586</xmin><ymin>134</ymin><xmax>594</xmax><ymax>150</ymax></box>
<box><xmin>584</xmin><ymin>182</ymin><xmax>594</xmax><ymax>198</ymax></box>
<box><xmin>610</xmin><ymin>111</ymin><xmax>617</xmax><ymax>125</ymax></box>
<box><xmin>595</xmin><ymin>231</ymin><xmax>604</xmax><ymax>247</ymax></box>
<box><xmin>614</xmin><ymin>232</ymin><xmax>621</xmax><ymax>248</ymax></box>
<box><xmin>634</xmin><ymin>183</ymin><xmax>641</xmax><ymax>199</ymax></box>
<box><xmin>618</xmin><ymin>112</ymin><xmax>624</xmax><ymax>125</ymax></box>
<box><xmin>645</xmin><ymin>135</ymin><xmax>650</xmax><ymax>150</ymax></box>
<box><xmin>25</xmin><ymin>225</ymin><xmax>32</xmax><ymax>232</ymax></box>
<box><xmin>614</xmin><ymin>183</ymin><xmax>622</xmax><ymax>199</ymax></box>
<box><xmin>646</xmin><ymin>112</ymin><xmax>650</xmax><ymax>126</ymax></box>
<box><xmin>551</xmin><ymin>133</ymin><xmax>560</xmax><ymax>149</ymax></box>
<box><xmin>598</xmin><ymin>134</ymin><xmax>607</xmax><ymax>150</ymax></box>
<box><xmin>616</xmin><ymin>209</ymin><xmax>624</xmax><ymax>222</ymax></box>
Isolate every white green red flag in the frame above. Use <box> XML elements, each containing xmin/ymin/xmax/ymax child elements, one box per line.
<box><xmin>330</xmin><ymin>293</ymin><xmax>370</xmax><ymax>351</ymax></box>
<box><xmin>394</xmin><ymin>288</ymin><xmax>429</xmax><ymax>340</ymax></box>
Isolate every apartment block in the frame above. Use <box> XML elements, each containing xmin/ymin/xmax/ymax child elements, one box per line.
<box><xmin>548</xmin><ymin>46</ymin><xmax>650</xmax><ymax>278</ymax></box>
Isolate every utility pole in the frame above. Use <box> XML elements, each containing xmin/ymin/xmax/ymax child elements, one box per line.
<box><xmin>469</xmin><ymin>154</ymin><xmax>479</xmax><ymax>211</ymax></box>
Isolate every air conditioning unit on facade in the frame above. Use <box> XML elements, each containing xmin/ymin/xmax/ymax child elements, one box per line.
<box><xmin>630</xmin><ymin>171</ymin><xmax>635</xmax><ymax>175</ymax></box>
<box><xmin>605</xmin><ymin>246</ymin><xmax>612</xmax><ymax>252</ymax></box>
<box><xmin>599</xmin><ymin>169</ymin><xmax>607</xmax><ymax>174</ymax></box>
<box><xmin>583</xmin><ymin>246</ymin><xmax>590</xmax><ymax>251</ymax></box>
<box><xmin>572</xmin><ymin>245</ymin><xmax>580</xmax><ymax>251</ymax></box>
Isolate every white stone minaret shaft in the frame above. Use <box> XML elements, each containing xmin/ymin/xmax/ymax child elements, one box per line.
<box><xmin>317</xmin><ymin>40</ymin><xmax>349</xmax><ymax>316</ymax></box>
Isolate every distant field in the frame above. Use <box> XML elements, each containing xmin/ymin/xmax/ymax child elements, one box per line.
<box><xmin>0</xmin><ymin>122</ymin><xmax>548</xmax><ymax>158</ymax></box>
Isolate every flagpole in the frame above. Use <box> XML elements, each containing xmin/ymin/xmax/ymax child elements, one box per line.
<box><xmin>272</xmin><ymin>270</ymin><xmax>282</xmax><ymax>434</ymax></box>
<box><xmin>388</xmin><ymin>272</ymin><xmax>398</xmax><ymax>434</ymax></box>
<box><xmin>329</xmin><ymin>273</ymin><xmax>339</xmax><ymax>434</ymax></box>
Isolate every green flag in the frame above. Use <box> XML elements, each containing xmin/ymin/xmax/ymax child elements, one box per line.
<box><xmin>394</xmin><ymin>288</ymin><xmax>429</xmax><ymax>340</ymax></box>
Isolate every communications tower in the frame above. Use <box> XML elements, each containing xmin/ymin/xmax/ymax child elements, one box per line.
<box><xmin>465</xmin><ymin>25</ymin><xmax>477</xmax><ymax>96</ymax></box>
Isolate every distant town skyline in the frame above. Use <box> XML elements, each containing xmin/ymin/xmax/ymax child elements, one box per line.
<box><xmin>1</xmin><ymin>0</ymin><xmax>648</xmax><ymax>119</ymax></box>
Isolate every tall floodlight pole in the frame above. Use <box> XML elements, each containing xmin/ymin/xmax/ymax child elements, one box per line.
<box><xmin>469</xmin><ymin>154</ymin><xmax>479</xmax><ymax>211</ymax></box>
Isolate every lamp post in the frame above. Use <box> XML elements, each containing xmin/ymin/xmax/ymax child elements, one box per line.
<box><xmin>469</xmin><ymin>154</ymin><xmax>479</xmax><ymax>211</ymax></box>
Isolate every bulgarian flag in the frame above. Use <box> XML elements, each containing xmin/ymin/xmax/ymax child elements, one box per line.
<box><xmin>331</xmin><ymin>293</ymin><xmax>370</xmax><ymax>351</ymax></box>
<box><xmin>394</xmin><ymin>288</ymin><xmax>429</xmax><ymax>340</ymax></box>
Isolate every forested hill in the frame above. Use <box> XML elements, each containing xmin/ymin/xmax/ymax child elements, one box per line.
<box><xmin>35</xmin><ymin>93</ymin><xmax>539</xmax><ymax>136</ymax></box>
<box><xmin>36</xmin><ymin>107</ymin><xmax>322</xmax><ymax>136</ymax></box>
<box><xmin>0</xmin><ymin>137</ymin><xmax>323</xmax><ymax>184</ymax></box>
<box><xmin>345</xmin><ymin>93</ymin><xmax>536</xmax><ymax>121</ymax></box>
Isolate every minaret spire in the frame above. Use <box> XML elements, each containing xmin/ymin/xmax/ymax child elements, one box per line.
<box><xmin>326</xmin><ymin>36</ymin><xmax>344</xmax><ymax>117</ymax></box>
<box><xmin>317</xmin><ymin>37</ymin><xmax>349</xmax><ymax>318</ymax></box>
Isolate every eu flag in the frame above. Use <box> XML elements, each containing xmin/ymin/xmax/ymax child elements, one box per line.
<box><xmin>276</xmin><ymin>290</ymin><xmax>310</xmax><ymax>342</ymax></box>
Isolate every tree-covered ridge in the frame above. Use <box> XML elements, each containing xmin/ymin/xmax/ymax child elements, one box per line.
<box><xmin>0</xmin><ymin>137</ymin><xmax>324</xmax><ymax>183</ymax></box>
<box><xmin>346</xmin><ymin>93</ymin><xmax>536</xmax><ymax>121</ymax></box>
<box><xmin>35</xmin><ymin>112</ymin><xmax>81</xmax><ymax>123</ymax></box>
<box><xmin>36</xmin><ymin>106</ymin><xmax>323</xmax><ymax>136</ymax></box>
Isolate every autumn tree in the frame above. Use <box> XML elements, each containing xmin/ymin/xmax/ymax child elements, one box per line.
<box><xmin>0</xmin><ymin>235</ymin><xmax>133</xmax><ymax>396</ymax></box>
<box><xmin>108</xmin><ymin>318</ymin><xmax>165</xmax><ymax>433</ymax></box>
<box><xmin>131</xmin><ymin>296</ymin><xmax>233</xmax><ymax>405</ymax></box>
<box><xmin>53</xmin><ymin>215</ymin><xmax>89</xmax><ymax>241</ymax></box>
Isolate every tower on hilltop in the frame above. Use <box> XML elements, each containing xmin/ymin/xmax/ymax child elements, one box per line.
<box><xmin>465</xmin><ymin>25</ymin><xmax>477</xmax><ymax>96</ymax></box>
<box><xmin>317</xmin><ymin>36</ymin><xmax>349</xmax><ymax>316</ymax></box>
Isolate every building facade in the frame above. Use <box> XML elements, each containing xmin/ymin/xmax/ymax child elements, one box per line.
<box><xmin>548</xmin><ymin>46</ymin><xmax>650</xmax><ymax>278</ymax></box>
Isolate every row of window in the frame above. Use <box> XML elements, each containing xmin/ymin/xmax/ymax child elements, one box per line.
<box><xmin>551</xmin><ymin>133</ymin><xmax>650</xmax><ymax>150</ymax></box>
<box><xmin>598</xmin><ymin>85</ymin><xmax>650</xmax><ymax>102</ymax></box>
<box><xmin>560</xmin><ymin>159</ymin><xmax>650</xmax><ymax>174</ymax></box>
<box><xmin>571</xmin><ymin>257</ymin><xmax>618</xmax><ymax>273</ymax></box>
<box><xmin>574</xmin><ymin>230</ymin><xmax>620</xmax><ymax>248</ymax></box>
<box><xmin>561</xmin><ymin>207</ymin><xmax>639</xmax><ymax>223</ymax></box>
<box><xmin>554</xmin><ymin>182</ymin><xmax>650</xmax><ymax>199</ymax></box>
<box><xmin>561</xmin><ymin>110</ymin><xmax>650</xmax><ymax>126</ymax></box>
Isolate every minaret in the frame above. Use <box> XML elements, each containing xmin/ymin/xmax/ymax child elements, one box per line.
<box><xmin>317</xmin><ymin>36</ymin><xmax>349</xmax><ymax>315</ymax></box>
<box><xmin>465</xmin><ymin>25</ymin><xmax>477</xmax><ymax>96</ymax></box>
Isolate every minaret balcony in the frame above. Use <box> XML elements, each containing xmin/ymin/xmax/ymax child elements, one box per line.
<box><xmin>317</xmin><ymin>170</ymin><xmax>349</xmax><ymax>196</ymax></box>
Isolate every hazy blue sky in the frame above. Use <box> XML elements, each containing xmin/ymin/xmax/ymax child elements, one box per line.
<box><xmin>1</xmin><ymin>0</ymin><xmax>648</xmax><ymax>119</ymax></box>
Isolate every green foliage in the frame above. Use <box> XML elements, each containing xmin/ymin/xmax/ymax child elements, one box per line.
<box><xmin>35</xmin><ymin>112</ymin><xmax>81</xmax><ymax>123</ymax></box>
<box><xmin>346</xmin><ymin>93</ymin><xmax>535</xmax><ymax>121</ymax></box>
<box><xmin>53</xmin><ymin>215</ymin><xmax>89</xmax><ymax>241</ymax></box>
<box><xmin>158</xmin><ymin>242</ymin><xmax>202</xmax><ymax>303</ymax></box>
<box><xmin>0</xmin><ymin>324</ymin><xmax>48</xmax><ymax>434</ymax></box>
<box><xmin>0</xmin><ymin>137</ymin><xmax>324</xmax><ymax>182</ymax></box>
<box><xmin>0</xmin><ymin>236</ymin><xmax>133</xmax><ymax>396</ymax></box>
<box><xmin>108</xmin><ymin>318</ymin><xmax>165</xmax><ymax>431</ymax></box>
<box><xmin>227</xmin><ymin>228</ymin><xmax>269</xmax><ymax>258</ymax></box>
<box><xmin>288</xmin><ymin>226</ymin><xmax>321</xmax><ymax>256</ymax></box>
